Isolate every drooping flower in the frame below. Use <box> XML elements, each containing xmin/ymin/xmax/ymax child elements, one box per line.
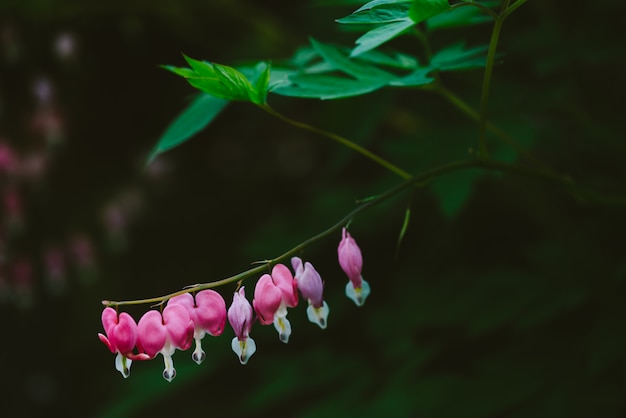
<box><xmin>228</xmin><ymin>287</ymin><xmax>256</xmax><ymax>365</ymax></box>
<box><xmin>136</xmin><ymin>304</ymin><xmax>194</xmax><ymax>382</ymax></box>
<box><xmin>338</xmin><ymin>227</ymin><xmax>370</xmax><ymax>306</ymax></box>
<box><xmin>168</xmin><ymin>290</ymin><xmax>227</xmax><ymax>365</ymax></box>
<box><xmin>253</xmin><ymin>273</ymin><xmax>283</xmax><ymax>325</ymax></box>
<box><xmin>292</xmin><ymin>257</ymin><xmax>329</xmax><ymax>329</ymax></box>
<box><xmin>98</xmin><ymin>307</ymin><xmax>149</xmax><ymax>378</ymax></box>
<box><xmin>252</xmin><ymin>264</ymin><xmax>298</xmax><ymax>343</ymax></box>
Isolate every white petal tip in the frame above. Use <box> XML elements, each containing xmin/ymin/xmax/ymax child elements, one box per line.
<box><xmin>273</xmin><ymin>315</ymin><xmax>292</xmax><ymax>344</ymax></box>
<box><xmin>115</xmin><ymin>353</ymin><xmax>132</xmax><ymax>379</ymax></box>
<box><xmin>192</xmin><ymin>339</ymin><xmax>206</xmax><ymax>365</ymax></box>
<box><xmin>231</xmin><ymin>336</ymin><xmax>256</xmax><ymax>365</ymax></box>
<box><xmin>162</xmin><ymin>354</ymin><xmax>176</xmax><ymax>382</ymax></box>
<box><xmin>345</xmin><ymin>279</ymin><xmax>370</xmax><ymax>306</ymax></box>
<box><xmin>306</xmin><ymin>301</ymin><xmax>329</xmax><ymax>329</ymax></box>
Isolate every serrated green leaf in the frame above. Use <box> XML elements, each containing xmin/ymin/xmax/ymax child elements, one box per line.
<box><xmin>176</xmin><ymin>56</ymin><xmax>257</xmax><ymax>102</ymax></box>
<box><xmin>350</xmin><ymin>19</ymin><xmax>415</xmax><ymax>57</ymax></box>
<box><xmin>147</xmin><ymin>93</ymin><xmax>228</xmax><ymax>162</ymax></box>
<box><xmin>182</xmin><ymin>55</ymin><xmax>215</xmax><ymax>77</ymax></box>
<box><xmin>427</xmin><ymin>2</ymin><xmax>496</xmax><ymax>30</ymax></box>
<box><xmin>408</xmin><ymin>0</ymin><xmax>451</xmax><ymax>24</ymax></box>
<box><xmin>388</xmin><ymin>67</ymin><xmax>433</xmax><ymax>86</ymax></box>
<box><xmin>271</xmin><ymin>74</ymin><xmax>388</xmax><ymax>100</ymax></box>
<box><xmin>212</xmin><ymin>62</ymin><xmax>257</xmax><ymax>100</ymax></box>
<box><xmin>357</xmin><ymin>49</ymin><xmax>418</xmax><ymax>69</ymax></box>
<box><xmin>336</xmin><ymin>3</ymin><xmax>411</xmax><ymax>24</ymax></box>
<box><xmin>430</xmin><ymin>42</ymin><xmax>489</xmax><ymax>71</ymax></box>
<box><xmin>310</xmin><ymin>38</ymin><xmax>395</xmax><ymax>81</ymax></box>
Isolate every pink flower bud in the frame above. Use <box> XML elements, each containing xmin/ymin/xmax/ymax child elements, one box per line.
<box><xmin>292</xmin><ymin>257</ymin><xmax>329</xmax><ymax>329</ymax></box>
<box><xmin>228</xmin><ymin>287</ymin><xmax>256</xmax><ymax>365</ymax></box>
<box><xmin>338</xmin><ymin>228</ymin><xmax>370</xmax><ymax>306</ymax></box>
<box><xmin>291</xmin><ymin>257</ymin><xmax>323</xmax><ymax>308</ymax></box>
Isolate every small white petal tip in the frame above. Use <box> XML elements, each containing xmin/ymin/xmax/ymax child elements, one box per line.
<box><xmin>345</xmin><ymin>279</ymin><xmax>370</xmax><ymax>307</ymax></box>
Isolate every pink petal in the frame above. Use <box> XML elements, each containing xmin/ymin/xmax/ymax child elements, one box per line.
<box><xmin>253</xmin><ymin>274</ymin><xmax>282</xmax><ymax>325</ymax></box>
<box><xmin>163</xmin><ymin>304</ymin><xmax>194</xmax><ymax>351</ymax></box>
<box><xmin>101</xmin><ymin>307</ymin><xmax>119</xmax><ymax>336</ymax></box>
<box><xmin>228</xmin><ymin>287</ymin><xmax>253</xmax><ymax>340</ymax></box>
<box><xmin>271</xmin><ymin>264</ymin><xmax>298</xmax><ymax>308</ymax></box>
<box><xmin>98</xmin><ymin>333</ymin><xmax>115</xmax><ymax>353</ymax></box>
<box><xmin>194</xmin><ymin>289</ymin><xmax>227</xmax><ymax>336</ymax></box>
<box><xmin>338</xmin><ymin>228</ymin><xmax>363</xmax><ymax>288</ymax></box>
<box><xmin>137</xmin><ymin>310</ymin><xmax>167</xmax><ymax>358</ymax></box>
<box><xmin>295</xmin><ymin>261</ymin><xmax>324</xmax><ymax>308</ymax></box>
<box><xmin>112</xmin><ymin>312</ymin><xmax>139</xmax><ymax>354</ymax></box>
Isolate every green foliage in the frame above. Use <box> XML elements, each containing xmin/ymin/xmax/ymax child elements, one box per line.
<box><xmin>92</xmin><ymin>0</ymin><xmax>626</xmax><ymax>417</ymax></box>
<box><xmin>148</xmin><ymin>93</ymin><xmax>228</xmax><ymax>162</ymax></box>
<box><xmin>350</xmin><ymin>19</ymin><xmax>416</xmax><ymax>57</ymax></box>
<box><xmin>408</xmin><ymin>0</ymin><xmax>451</xmax><ymax>24</ymax></box>
<box><xmin>163</xmin><ymin>57</ymin><xmax>271</xmax><ymax>104</ymax></box>
<box><xmin>430</xmin><ymin>42</ymin><xmax>490</xmax><ymax>71</ymax></box>
<box><xmin>427</xmin><ymin>1</ymin><xmax>496</xmax><ymax>30</ymax></box>
<box><xmin>335</xmin><ymin>2</ymin><xmax>412</xmax><ymax>24</ymax></box>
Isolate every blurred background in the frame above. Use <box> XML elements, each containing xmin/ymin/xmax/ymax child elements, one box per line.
<box><xmin>1</xmin><ymin>0</ymin><xmax>625</xmax><ymax>417</ymax></box>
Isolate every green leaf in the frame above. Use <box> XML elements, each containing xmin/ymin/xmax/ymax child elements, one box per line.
<box><xmin>309</xmin><ymin>38</ymin><xmax>396</xmax><ymax>81</ymax></box>
<box><xmin>176</xmin><ymin>56</ymin><xmax>257</xmax><ymax>102</ymax></box>
<box><xmin>252</xmin><ymin>62</ymin><xmax>272</xmax><ymax>104</ymax></box>
<box><xmin>388</xmin><ymin>67</ymin><xmax>433</xmax><ymax>86</ymax></box>
<box><xmin>427</xmin><ymin>2</ymin><xmax>496</xmax><ymax>30</ymax></box>
<box><xmin>147</xmin><ymin>93</ymin><xmax>228</xmax><ymax>162</ymax></box>
<box><xmin>430</xmin><ymin>42</ymin><xmax>489</xmax><ymax>71</ymax></box>
<box><xmin>161</xmin><ymin>65</ymin><xmax>196</xmax><ymax>78</ymax></box>
<box><xmin>354</xmin><ymin>0</ymin><xmax>412</xmax><ymax>13</ymax></box>
<box><xmin>271</xmin><ymin>74</ymin><xmax>388</xmax><ymax>100</ymax></box>
<box><xmin>350</xmin><ymin>19</ymin><xmax>415</xmax><ymax>57</ymax></box>
<box><xmin>356</xmin><ymin>49</ymin><xmax>418</xmax><ymax>69</ymax></box>
<box><xmin>336</xmin><ymin>3</ymin><xmax>411</xmax><ymax>24</ymax></box>
<box><xmin>395</xmin><ymin>203</ymin><xmax>411</xmax><ymax>256</ymax></box>
<box><xmin>408</xmin><ymin>0</ymin><xmax>451</xmax><ymax>24</ymax></box>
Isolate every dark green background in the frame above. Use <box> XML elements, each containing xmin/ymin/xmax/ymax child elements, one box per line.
<box><xmin>1</xmin><ymin>1</ymin><xmax>625</xmax><ymax>417</ymax></box>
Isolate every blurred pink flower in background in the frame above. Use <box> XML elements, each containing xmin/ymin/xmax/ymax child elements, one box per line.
<box><xmin>43</xmin><ymin>245</ymin><xmax>67</xmax><ymax>295</ymax></box>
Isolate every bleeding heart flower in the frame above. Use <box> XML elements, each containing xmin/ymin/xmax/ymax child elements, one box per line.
<box><xmin>98</xmin><ymin>307</ymin><xmax>149</xmax><ymax>378</ymax></box>
<box><xmin>228</xmin><ymin>287</ymin><xmax>256</xmax><ymax>365</ymax></box>
<box><xmin>253</xmin><ymin>273</ymin><xmax>283</xmax><ymax>325</ymax></box>
<box><xmin>136</xmin><ymin>304</ymin><xmax>194</xmax><ymax>382</ymax></box>
<box><xmin>292</xmin><ymin>257</ymin><xmax>329</xmax><ymax>329</ymax></box>
<box><xmin>168</xmin><ymin>290</ymin><xmax>227</xmax><ymax>365</ymax></box>
<box><xmin>338</xmin><ymin>227</ymin><xmax>370</xmax><ymax>306</ymax></box>
<box><xmin>252</xmin><ymin>264</ymin><xmax>299</xmax><ymax>343</ymax></box>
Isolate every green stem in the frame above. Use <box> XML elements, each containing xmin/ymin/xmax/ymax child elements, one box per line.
<box><xmin>501</xmin><ymin>0</ymin><xmax>528</xmax><ymax>21</ymax></box>
<box><xmin>261</xmin><ymin>104</ymin><xmax>412</xmax><ymax>180</ymax></box>
<box><xmin>101</xmin><ymin>160</ymin><xmax>445</xmax><ymax>308</ymax></box>
<box><xmin>478</xmin><ymin>1</ymin><xmax>511</xmax><ymax>158</ymax></box>
<box><xmin>102</xmin><ymin>157</ymin><xmax>626</xmax><ymax>308</ymax></box>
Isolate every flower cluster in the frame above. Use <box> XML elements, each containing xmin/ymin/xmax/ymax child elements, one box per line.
<box><xmin>98</xmin><ymin>227</ymin><xmax>369</xmax><ymax>380</ymax></box>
